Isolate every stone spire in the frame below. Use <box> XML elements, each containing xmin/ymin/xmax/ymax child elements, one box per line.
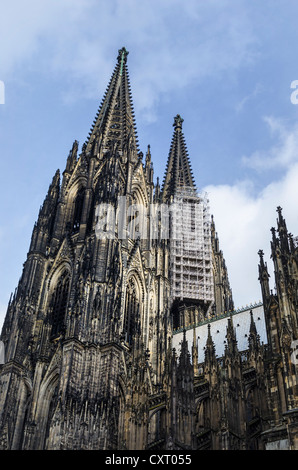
<box><xmin>205</xmin><ymin>323</ymin><xmax>217</xmax><ymax>366</ymax></box>
<box><xmin>192</xmin><ymin>326</ymin><xmax>199</xmax><ymax>376</ymax></box>
<box><xmin>161</xmin><ymin>114</ymin><xmax>196</xmax><ymax>202</ymax></box>
<box><xmin>225</xmin><ymin>316</ymin><xmax>238</xmax><ymax>357</ymax></box>
<box><xmin>276</xmin><ymin>206</ymin><xmax>290</xmax><ymax>255</ymax></box>
<box><xmin>248</xmin><ymin>310</ymin><xmax>260</xmax><ymax>351</ymax></box>
<box><xmin>85</xmin><ymin>47</ymin><xmax>139</xmax><ymax>161</ymax></box>
<box><xmin>258</xmin><ymin>249</ymin><xmax>271</xmax><ymax>306</ymax></box>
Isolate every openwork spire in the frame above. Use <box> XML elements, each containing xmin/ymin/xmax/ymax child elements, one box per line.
<box><xmin>85</xmin><ymin>47</ymin><xmax>138</xmax><ymax>159</ymax></box>
<box><xmin>161</xmin><ymin>114</ymin><xmax>196</xmax><ymax>202</ymax></box>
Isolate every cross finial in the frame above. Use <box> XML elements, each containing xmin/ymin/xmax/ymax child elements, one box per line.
<box><xmin>173</xmin><ymin>114</ymin><xmax>184</xmax><ymax>130</ymax></box>
<box><xmin>117</xmin><ymin>47</ymin><xmax>129</xmax><ymax>64</ymax></box>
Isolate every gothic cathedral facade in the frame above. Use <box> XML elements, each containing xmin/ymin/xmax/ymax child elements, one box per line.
<box><xmin>0</xmin><ymin>48</ymin><xmax>297</xmax><ymax>450</ymax></box>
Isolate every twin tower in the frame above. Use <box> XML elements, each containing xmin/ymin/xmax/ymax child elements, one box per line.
<box><xmin>0</xmin><ymin>48</ymin><xmax>296</xmax><ymax>450</ymax></box>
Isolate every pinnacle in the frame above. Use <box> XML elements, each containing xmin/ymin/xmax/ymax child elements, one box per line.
<box><xmin>249</xmin><ymin>310</ymin><xmax>258</xmax><ymax>336</ymax></box>
<box><xmin>117</xmin><ymin>47</ymin><xmax>129</xmax><ymax>64</ymax></box>
<box><xmin>173</xmin><ymin>114</ymin><xmax>184</xmax><ymax>130</ymax></box>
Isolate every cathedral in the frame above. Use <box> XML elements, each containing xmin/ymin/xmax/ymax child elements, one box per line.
<box><xmin>0</xmin><ymin>47</ymin><xmax>297</xmax><ymax>451</ymax></box>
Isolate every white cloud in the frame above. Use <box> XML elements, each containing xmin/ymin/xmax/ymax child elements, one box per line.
<box><xmin>242</xmin><ymin>117</ymin><xmax>298</xmax><ymax>170</ymax></box>
<box><xmin>0</xmin><ymin>0</ymin><xmax>258</xmax><ymax>120</ymax></box>
<box><xmin>235</xmin><ymin>83</ymin><xmax>263</xmax><ymax>113</ymax></box>
<box><xmin>204</xmin><ymin>121</ymin><xmax>298</xmax><ymax>308</ymax></box>
<box><xmin>0</xmin><ymin>1</ymin><xmax>93</xmax><ymax>77</ymax></box>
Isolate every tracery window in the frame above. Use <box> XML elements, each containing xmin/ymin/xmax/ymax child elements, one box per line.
<box><xmin>50</xmin><ymin>270</ymin><xmax>70</xmax><ymax>338</ymax></box>
<box><xmin>246</xmin><ymin>389</ymin><xmax>254</xmax><ymax>423</ymax></box>
<box><xmin>124</xmin><ymin>278</ymin><xmax>140</xmax><ymax>345</ymax></box>
<box><xmin>72</xmin><ymin>188</ymin><xmax>85</xmax><ymax>233</ymax></box>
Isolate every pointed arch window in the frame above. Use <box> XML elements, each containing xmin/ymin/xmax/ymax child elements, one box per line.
<box><xmin>72</xmin><ymin>188</ymin><xmax>85</xmax><ymax>233</ymax></box>
<box><xmin>124</xmin><ymin>278</ymin><xmax>140</xmax><ymax>346</ymax></box>
<box><xmin>246</xmin><ymin>389</ymin><xmax>257</xmax><ymax>424</ymax></box>
<box><xmin>50</xmin><ymin>270</ymin><xmax>70</xmax><ymax>339</ymax></box>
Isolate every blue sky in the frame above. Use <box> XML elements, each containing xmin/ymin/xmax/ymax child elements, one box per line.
<box><xmin>1</xmin><ymin>0</ymin><xmax>298</xmax><ymax>327</ymax></box>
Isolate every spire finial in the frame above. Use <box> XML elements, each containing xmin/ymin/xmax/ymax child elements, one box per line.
<box><xmin>173</xmin><ymin>114</ymin><xmax>184</xmax><ymax>130</ymax></box>
<box><xmin>271</xmin><ymin>226</ymin><xmax>276</xmax><ymax>241</ymax></box>
<box><xmin>117</xmin><ymin>47</ymin><xmax>129</xmax><ymax>64</ymax></box>
<box><xmin>118</xmin><ymin>47</ymin><xmax>129</xmax><ymax>77</ymax></box>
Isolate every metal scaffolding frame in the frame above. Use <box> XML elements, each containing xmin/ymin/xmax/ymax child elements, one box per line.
<box><xmin>170</xmin><ymin>187</ymin><xmax>214</xmax><ymax>302</ymax></box>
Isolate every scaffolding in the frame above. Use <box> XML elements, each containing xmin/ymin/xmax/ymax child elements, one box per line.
<box><xmin>170</xmin><ymin>187</ymin><xmax>214</xmax><ymax>303</ymax></box>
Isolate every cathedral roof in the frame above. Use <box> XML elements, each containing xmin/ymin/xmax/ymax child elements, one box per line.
<box><xmin>172</xmin><ymin>303</ymin><xmax>267</xmax><ymax>363</ymax></box>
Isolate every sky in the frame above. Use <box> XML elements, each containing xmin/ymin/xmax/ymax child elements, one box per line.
<box><xmin>1</xmin><ymin>0</ymin><xmax>298</xmax><ymax>328</ymax></box>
